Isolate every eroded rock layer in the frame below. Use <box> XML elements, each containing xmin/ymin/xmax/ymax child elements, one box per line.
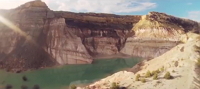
<box><xmin>0</xmin><ymin>1</ymin><xmax>199</xmax><ymax>71</ymax></box>
<box><xmin>45</xmin><ymin>18</ymin><xmax>92</xmax><ymax>64</ymax></box>
<box><xmin>133</xmin><ymin>12</ymin><xmax>200</xmax><ymax>40</ymax></box>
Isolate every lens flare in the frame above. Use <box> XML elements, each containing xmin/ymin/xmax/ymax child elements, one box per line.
<box><xmin>0</xmin><ymin>15</ymin><xmax>36</xmax><ymax>45</ymax></box>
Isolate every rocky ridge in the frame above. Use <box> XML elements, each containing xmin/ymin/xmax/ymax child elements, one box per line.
<box><xmin>80</xmin><ymin>33</ymin><xmax>200</xmax><ymax>89</ymax></box>
<box><xmin>133</xmin><ymin>12</ymin><xmax>200</xmax><ymax>40</ymax></box>
<box><xmin>0</xmin><ymin>0</ymin><xmax>199</xmax><ymax>72</ymax></box>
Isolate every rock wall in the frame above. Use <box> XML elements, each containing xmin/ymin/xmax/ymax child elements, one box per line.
<box><xmin>121</xmin><ymin>38</ymin><xmax>179</xmax><ymax>59</ymax></box>
<box><xmin>0</xmin><ymin>1</ymin><xmax>199</xmax><ymax>71</ymax></box>
<box><xmin>45</xmin><ymin>18</ymin><xmax>92</xmax><ymax>64</ymax></box>
<box><xmin>0</xmin><ymin>0</ymin><xmax>56</xmax><ymax>72</ymax></box>
<box><xmin>63</xmin><ymin>17</ymin><xmax>133</xmax><ymax>56</ymax></box>
<box><xmin>133</xmin><ymin>12</ymin><xmax>200</xmax><ymax>40</ymax></box>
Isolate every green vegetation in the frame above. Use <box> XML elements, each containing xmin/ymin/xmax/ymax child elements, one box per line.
<box><xmin>135</xmin><ymin>69</ymin><xmax>162</xmax><ymax>82</ymax></box>
<box><xmin>151</xmin><ymin>71</ymin><xmax>156</xmax><ymax>76</ymax></box>
<box><xmin>134</xmin><ymin>68</ymin><xmax>174</xmax><ymax>82</ymax></box>
<box><xmin>151</xmin><ymin>70</ymin><xmax>159</xmax><ymax>76</ymax></box>
<box><xmin>135</xmin><ymin>74</ymin><xmax>140</xmax><ymax>81</ymax></box>
<box><xmin>145</xmin><ymin>70</ymin><xmax>152</xmax><ymax>78</ymax></box>
<box><xmin>164</xmin><ymin>71</ymin><xmax>173</xmax><ymax>79</ymax></box>
<box><xmin>70</xmin><ymin>85</ymin><xmax>77</xmax><ymax>89</ymax></box>
<box><xmin>111</xmin><ymin>82</ymin><xmax>120</xmax><ymax>89</ymax></box>
<box><xmin>196</xmin><ymin>58</ymin><xmax>200</xmax><ymax>67</ymax></box>
<box><xmin>194</xmin><ymin>46</ymin><xmax>200</xmax><ymax>67</ymax></box>
<box><xmin>156</xmin><ymin>69</ymin><xmax>160</xmax><ymax>73</ymax></box>
<box><xmin>153</xmin><ymin>73</ymin><xmax>158</xmax><ymax>80</ymax></box>
<box><xmin>194</xmin><ymin>45</ymin><xmax>200</xmax><ymax>53</ymax></box>
<box><xmin>160</xmin><ymin>66</ymin><xmax>165</xmax><ymax>72</ymax></box>
<box><xmin>141</xmin><ymin>78</ymin><xmax>146</xmax><ymax>83</ymax></box>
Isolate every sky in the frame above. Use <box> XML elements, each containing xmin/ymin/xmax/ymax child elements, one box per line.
<box><xmin>0</xmin><ymin>0</ymin><xmax>200</xmax><ymax>22</ymax></box>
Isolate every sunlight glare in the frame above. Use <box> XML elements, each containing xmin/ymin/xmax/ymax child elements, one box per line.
<box><xmin>0</xmin><ymin>15</ymin><xmax>36</xmax><ymax>45</ymax></box>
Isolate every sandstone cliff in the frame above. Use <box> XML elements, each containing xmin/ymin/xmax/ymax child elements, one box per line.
<box><xmin>121</xmin><ymin>12</ymin><xmax>199</xmax><ymax>58</ymax></box>
<box><xmin>133</xmin><ymin>12</ymin><xmax>200</xmax><ymax>40</ymax></box>
<box><xmin>44</xmin><ymin>18</ymin><xmax>92</xmax><ymax>64</ymax></box>
<box><xmin>0</xmin><ymin>0</ymin><xmax>199</xmax><ymax>72</ymax></box>
<box><xmin>0</xmin><ymin>0</ymin><xmax>56</xmax><ymax>72</ymax></box>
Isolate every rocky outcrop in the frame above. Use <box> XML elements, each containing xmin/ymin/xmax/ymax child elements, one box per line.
<box><xmin>54</xmin><ymin>11</ymin><xmax>140</xmax><ymax>56</ymax></box>
<box><xmin>133</xmin><ymin>12</ymin><xmax>199</xmax><ymax>40</ymax></box>
<box><xmin>121</xmin><ymin>12</ymin><xmax>199</xmax><ymax>58</ymax></box>
<box><xmin>0</xmin><ymin>0</ymin><xmax>57</xmax><ymax>72</ymax></box>
<box><xmin>0</xmin><ymin>1</ymin><xmax>200</xmax><ymax>72</ymax></box>
<box><xmin>121</xmin><ymin>38</ymin><xmax>179</xmax><ymax>59</ymax></box>
<box><xmin>44</xmin><ymin>18</ymin><xmax>92</xmax><ymax>64</ymax></box>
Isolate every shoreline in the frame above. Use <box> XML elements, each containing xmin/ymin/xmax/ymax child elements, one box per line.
<box><xmin>93</xmin><ymin>53</ymin><xmax>142</xmax><ymax>60</ymax></box>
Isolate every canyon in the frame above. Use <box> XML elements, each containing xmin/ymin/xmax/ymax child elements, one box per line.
<box><xmin>0</xmin><ymin>0</ymin><xmax>200</xmax><ymax>72</ymax></box>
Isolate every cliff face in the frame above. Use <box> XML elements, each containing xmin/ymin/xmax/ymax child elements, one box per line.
<box><xmin>133</xmin><ymin>12</ymin><xmax>200</xmax><ymax>40</ymax></box>
<box><xmin>45</xmin><ymin>18</ymin><xmax>92</xmax><ymax>64</ymax></box>
<box><xmin>0</xmin><ymin>1</ymin><xmax>199</xmax><ymax>71</ymax></box>
<box><xmin>121</xmin><ymin>39</ymin><xmax>179</xmax><ymax>58</ymax></box>
<box><xmin>121</xmin><ymin>12</ymin><xmax>199</xmax><ymax>58</ymax></box>
<box><xmin>60</xmin><ymin>12</ymin><xmax>139</xmax><ymax>56</ymax></box>
<box><xmin>0</xmin><ymin>0</ymin><xmax>56</xmax><ymax>71</ymax></box>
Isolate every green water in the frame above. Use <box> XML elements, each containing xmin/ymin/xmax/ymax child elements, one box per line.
<box><xmin>0</xmin><ymin>58</ymin><xmax>141</xmax><ymax>89</ymax></box>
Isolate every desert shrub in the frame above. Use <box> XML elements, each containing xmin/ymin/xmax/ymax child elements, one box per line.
<box><xmin>145</xmin><ymin>70</ymin><xmax>152</xmax><ymax>78</ymax></box>
<box><xmin>156</xmin><ymin>69</ymin><xmax>160</xmax><ymax>73</ymax></box>
<box><xmin>141</xmin><ymin>78</ymin><xmax>146</xmax><ymax>83</ymax></box>
<box><xmin>196</xmin><ymin>58</ymin><xmax>200</xmax><ymax>67</ymax></box>
<box><xmin>152</xmin><ymin>70</ymin><xmax>159</xmax><ymax>75</ymax></box>
<box><xmin>70</xmin><ymin>85</ymin><xmax>77</xmax><ymax>89</ymax></box>
<box><xmin>135</xmin><ymin>74</ymin><xmax>140</xmax><ymax>81</ymax></box>
<box><xmin>194</xmin><ymin>45</ymin><xmax>200</xmax><ymax>53</ymax></box>
<box><xmin>111</xmin><ymin>82</ymin><xmax>120</xmax><ymax>89</ymax></box>
<box><xmin>160</xmin><ymin>66</ymin><xmax>164</xmax><ymax>72</ymax></box>
<box><xmin>164</xmin><ymin>71</ymin><xmax>173</xmax><ymax>79</ymax></box>
<box><xmin>153</xmin><ymin>73</ymin><xmax>158</xmax><ymax>80</ymax></box>
<box><xmin>151</xmin><ymin>71</ymin><xmax>155</xmax><ymax>75</ymax></box>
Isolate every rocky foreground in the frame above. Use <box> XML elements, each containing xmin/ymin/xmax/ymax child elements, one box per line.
<box><xmin>79</xmin><ymin>33</ymin><xmax>200</xmax><ymax>89</ymax></box>
<box><xmin>0</xmin><ymin>0</ymin><xmax>200</xmax><ymax>72</ymax></box>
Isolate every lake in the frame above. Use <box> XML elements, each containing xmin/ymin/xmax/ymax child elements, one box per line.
<box><xmin>0</xmin><ymin>57</ymin><xmax>141</xmax><ymax>89</ymax></box>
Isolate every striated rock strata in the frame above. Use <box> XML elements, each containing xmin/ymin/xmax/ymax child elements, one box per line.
<box><xmin>0</xmin><ymin>1</ymin><xmax>199</xmax><ymax>71</ymax></box>
<box><xmin>45</xmin><ymin>18</ymin><xmax>92</xmax><ymax>64</ymax></box>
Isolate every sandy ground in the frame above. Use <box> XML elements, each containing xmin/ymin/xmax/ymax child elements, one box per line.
<box><xmin>78</xmin><ymin>33</ymin><xmax>200</xmax><ymax>89</ymax></box>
